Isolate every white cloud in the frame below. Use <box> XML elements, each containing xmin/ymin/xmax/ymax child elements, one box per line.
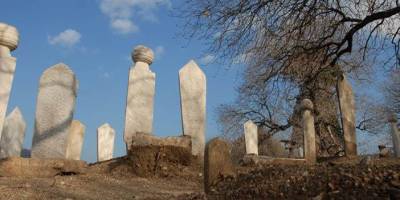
<box><xmin>100</xmin><ymin>0</ymin><xmax>171</xmax><ymax>34</ymax></box>
<box><xmin>154</xmin><ymin>46</ymin><xmax>165</xmax><ymax>58</ymax></box>
<box><xmin>48</xmin><ymin>29</ymin><xmax>81</xmax><ymax>47</ymax></box>
<box><xmin>199</xmin><ymin>54</ymin><xmax>215</xmax><ymax>65</ymax></box>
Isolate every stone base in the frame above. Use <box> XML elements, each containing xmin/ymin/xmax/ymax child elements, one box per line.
<box><xmin>240</xmin><ymin>154</ymin><xmax>306</xmax><ymax>166</ymax></box>
<box><xmin>0</xmin><ymin>157</ymin><xmax>88</xmax><ymax>177</ymax></box>
<box><xmin>128</xmin><ymin>133</ymin><xmax>191</xmax><ymax>150</ymax></box>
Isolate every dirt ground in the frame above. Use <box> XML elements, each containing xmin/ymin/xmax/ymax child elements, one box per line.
<box><xmin>208</xmin><ymin>157</ymin><xmax>400</xmax><ymax>200</ymax></box>
<box><xmin>1</xmin><ymin>146</ymin><xmax>400</xmax><ymax>199</ymax></box>
<box><xmin>0</xmin><ymin>145</ymin><xmax>205</xmax><ymax>200</ymax></box>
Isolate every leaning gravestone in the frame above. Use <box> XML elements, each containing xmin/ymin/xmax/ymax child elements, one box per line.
<box><xmin>389</xmin><ymin>114</ymin><xmax>400</xmax><ymax>158</ymax></box>
<box><xmin>97</xmin><ymin>123</ymin><xmax>115</xmax><ymax>162</ymax></box>
<box><xmin>65</xmin><ymin>120</ymin><xmax>85</xmax><ymax>160</ymax></box>
<box><xmin>0</xmin><ymin>107</ymin><xmax>26</xmax><ymax>158</ymax></box>
<box><xmin>244</xmin><ymin>120</ymin><xmax>258</xmax><ymax>155</ymax></box>
<box><xmin>0</xmin><ymin>23</ymin><xmax>19</xmax><ymax>140</ymax></box>
<box><xmin>337</xmin><ymin>73</ymin><xmax>357</xmax><ymax>157</ymax></box>
<box><xmin>31</xmin><ymin>63</ymin><xmax>78</xmax><ymax>159</ymax></box>
<box><xmin>124</xmin><ymin>45</ymin><xmax>155</xmax><ymax>148</ymax></box>
<box><xmin>204</xmin><ymin>137</ymin><xmax>235</xmax><ymax>194</ymax></box>
<box><xmin>301</xmin><ymin>99</ymin><xmax>317</xmax><ymax>164</ymax></box>
<box><xmin>179</xmin><ymin>60</ymin><xmax>206</xmax><ymax>156</ymax></box>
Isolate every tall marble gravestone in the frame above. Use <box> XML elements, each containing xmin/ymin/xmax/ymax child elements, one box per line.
<box><xmin>389</xmin><ymin>114</ymin><xmax>400</xmax><ymax>158</ymax></box>
<box><xmin>337</xmin><ymin>73</ymin><xmax>357</xmax><ymax>157</ymax></box>
<box><xmin>31</xmin><ymin>63</ymin><xmax>78</xmax><ymax>159</ymax></box>
<box><xmin>179</xmin><ymin>60</ymin><xmax>206</xmax><ymax>156</ymax></box>
<box><xmin>0</xmin><ymin>107</ymin><xmax>26</xmax><ymax>158</ymax></box>
<box><xmin>244</xmin><ymin>120</ymin><xmax>258</xmax><ymax>155</ymax></box>
<box><xmin>98</xmin><ymin>123</ymin><xmax>115</xmax><ymax>162</ymax></box>
<box><xmin>0</xmin><ymin>23</ymin><xmax>19</xmax><ymax>140</ymax></box>
<box><xmin>65</xmin><ymin>120</ymin><xmax>85</xmax><ymax>160</ymax></box>
<box><xmin>301</xmin><ymin>99</ymin><xmax>317</xmax><ymax>164</ymax></box>
<box><xmin>124</xmin><ymin>45</ymin><xmax>155</xmax><ymax>149</ymax></box>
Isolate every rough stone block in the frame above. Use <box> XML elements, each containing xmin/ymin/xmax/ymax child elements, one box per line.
<box><xmin>244</xmin><ymin>120</ymin><xmax>258</xmax><ymax>155</ymax></box>
<box><xmin>129</xmin><ymin>132</ymin><xmax>191</xmax><ymax>149</ymax></box>
<box><xmin>0</xmin><ymin>157</ymin><xmax>87</xmax><ymax>177</ymax></box>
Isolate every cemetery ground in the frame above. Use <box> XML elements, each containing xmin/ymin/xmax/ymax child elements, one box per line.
<box><xmin>0</xmin><ymin>147</ymin><xmax>400</xmax><ymax>199</ymax></box>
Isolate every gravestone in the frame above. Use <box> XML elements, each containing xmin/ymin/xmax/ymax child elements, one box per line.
<box><xmin>97</xmin><ymin>123</ymin><xmax>115</xmax><ymax>162</ymax></box>
<box><xmin>0</xmin><ymin>107</ymin><xmax>26</xmax><ymax>158</ymax></box>
<box><xmin>31</xmin><ymin>63</ymin><xmax>78</xmax><ymax>159</ymax></box>
<box><xmin>389</xmin><ymin>114</ymin><xmax>399</xmax><ymax>158</ymax></box>
<box><xmin>65</xmin><ymin>120</ymin><xmax>85</xmax><ymax>160</ymax></box>
<box><xmin>301</xmin><ymin>99</ymin><xmax>316</xmax><ymax>164</ymax></box>
<box><xmin>179</xmin><ymin>60</ymin><xmax>206</xmax><ymax>156</ymax></box>
<box><xmin>337</xmin><ymin>73</ymin><xmax>357</xmax><ymax>157</ymax></box>
<box><xmin>0</xmin><ymin>23</ymin><xmax>19</xmax><ymax>140</ymax></box>
<box><xmin>244</xmin><ymin>120</ymin><xmax>258</xmax><ymax>155</ymax></box>
<box><xmin>124</xmin><ymin>45</ymin><xmax>155</xmax><ymax>148</ymax></box>
<box><xmin>204</xmin><ymin>137</ymin><xmax>234</xmax><ymax>194</ymax></box>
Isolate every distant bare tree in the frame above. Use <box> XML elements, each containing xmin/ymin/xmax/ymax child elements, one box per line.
<box><xmin>385</xmin><ymin>69</ymin><xmax>400</xmax><ymax>117</ymax></box>
<box><xmin>181</xmin><ymin>0</ymin><xmax>400</xmax><ymax>156</ymax></box>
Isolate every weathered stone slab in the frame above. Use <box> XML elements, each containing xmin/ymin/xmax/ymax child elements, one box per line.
<box><xmin>31</xmin><ymin>63</ymin><xmax>78</xmax><ymax>159</ymax></box>
<box><xmin>0</xmin><ymin>107</ymin><xmax>26</xmax><ymax>158</ymax></box>
<box><xmin>301</xmin><ymin>99</ymin><xmax>317</xmax><ymax>164</ymax></box>
<box><xmin>0</xmin><ymin>157</ymin><xmax>87</xmax><ymax>177</ymax></box>
<box><xmin>129</xmin><ymin>132</ymin><xmax>191</xmax><ymax>149</ymax></box>
<box><xmin>98</xmin><ymin>123</ymin><xmax>115</xmax><ymax>162</ymax></box>
<box><xmin>124</xmin><ymin>45</ymin><xmax>155</xmax><ymax>148</ymax></box>
<box><xmin>244</xmin><ymin>120</ymin><xmax>258</xmax><ymax>155</ymax></box>
<box><xmin>241</xmin><ymin>154</ymin><xmax>306</xmax><ymax>166</ymax></box>
<box><xmin>179</xmin><ymin>60</ymin><xmax>206</xmax><ymax>156</ymax></box>
<box><xmin>389</xmin><ymin>114</ymin><xmax>399</xmax><ymax>158</ymax></box>
<box><xmin>204</xmin><ymin>138</ymin><xmax>235</xmax><ymax>194</ymax></box>
<box><xmin>337</xmin><ymin>73</ymin><xmax>357</xmax><ymax>157</ymax></box>
<box><xmin>0</xmin><ymin>23</ymin><xmax>19</xmax><ymax>140</ymax></box>
<box><xmin>65</xmin><ymin>120</ymin><xmax>85</xmax><ymax>160</ymax></box>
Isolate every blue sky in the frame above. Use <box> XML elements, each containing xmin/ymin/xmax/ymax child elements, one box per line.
<box><xmin>0</xmin><ymin>0</ymin><xmax>242</xmax><ymax>162</ymax></box>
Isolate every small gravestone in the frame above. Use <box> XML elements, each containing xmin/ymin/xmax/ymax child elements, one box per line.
<box><xmin>97</xmin><ymin>123</ymin><xmax>115</xmax><ymax>162</ymax></box>
<box><xmin>124</xmin><ymin>45</ymin><xmax>155</xmax><ymax>148</ymax></box>
<box><xmin>389</xmin><ymin>114</ymin><xmax>399</xmax><ymax>158</ymax></box>
<box><xmin>31</xmin><ymin>63</ymin><xmax>78</xmax><ymax>159</ymax></box>
<box><xmin>179</xmin><ymin>60</ymin><xmax>206</xmax><ymax>156</ymax></box>
<box><xmin>337</xmin><ymin>73</ymin><xmax>357</xmax><ymax>157</ymax></box>
<box><xmin>0</xmin><ymin>107</ymin><xmax>26</xmax><ymax>158</ymax></box>
<box><xmin>301</xmin><ymin>99</ymin><xmax>316</xmax><ymax>164</ymax></box>
<box><xmin>244</xmin><ymin>120</ymin><xmax>258</xmax><ymax>155</ymax></box>
<box><xmin>204</xmin><ymin>137</ymin><xmax>234</xmax><ymax>194</ymax></box>
<box><xmin>65</xmin><ymin>120</ymin><xmax>85</xmax><ymax>160</ymax></box>
<box><xmin>0</xmin><ymin>23</ymin><xmax>19</xmax><ymax>140</ymax></box>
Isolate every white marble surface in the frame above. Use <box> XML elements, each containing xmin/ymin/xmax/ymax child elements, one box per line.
<box><xmin>124</xmin><ymin>62</ymin><xmax>156</xmax><ymax>146</ymax></box>
<box><xmin>301</xmin><ymin>99</ymin><xmax>316</xmax><ymax>164</ymax></box>
<box><xmin>31</xmin><ymin>63</ymin><xmax>78</xmax><ymax>159</ymax></box>
<box><xmin>98</xmin><ymin>123</ymin><xmax>115</xmax><ymax>162</ymax></box>
<box><xmin>179</xmin><ymin>60</ymin><xmax>206</xmax><ymax>156</ymax></box>
<box><xmin>0</xmin><ymin>56</ymin><xmax>16</xmax><ymax>140</ymax></box>
<box><xmin>65</xmin><ymin>120</ymin><xmax>85</xmax><ymax>160</ymax></box>
<box><xmin>244</xmin><ymin>120</ymin><xmax>258</xmax><ymax>155</ymax></box>
<box><xmin>0</xmin><ymin>107</ymin><xmax>26</xmax><ymax>158</ymax></box>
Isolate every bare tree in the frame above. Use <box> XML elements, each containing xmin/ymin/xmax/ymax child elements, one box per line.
<box><xmin>384</xmin><ymin>69</ymin><xmax>400</xmax><ymax>117</ymax></box>
<box><xmin>181</xmin><ymin>0</ymin><xmax>400</xmax><ymax>156</ymax></box>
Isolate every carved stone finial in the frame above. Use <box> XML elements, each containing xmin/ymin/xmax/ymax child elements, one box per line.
<box><xmin>388</xmin><ymin>113</ymin><xmax>398</xmax><ymax>123</ymax></box>
<box><xmin>132</xmin><ymin>45</ymin><xmax>154</xmax><ymax>65</ymax></box>
<box><xmin>0</xmin><ymin>23</ymin><xmax>19</xmax><ymax>51</ymax></box>
<box><xmin>301</xmin><ymin>99</ymin><xmax>314</xmax><ymax>111</ymax></box>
